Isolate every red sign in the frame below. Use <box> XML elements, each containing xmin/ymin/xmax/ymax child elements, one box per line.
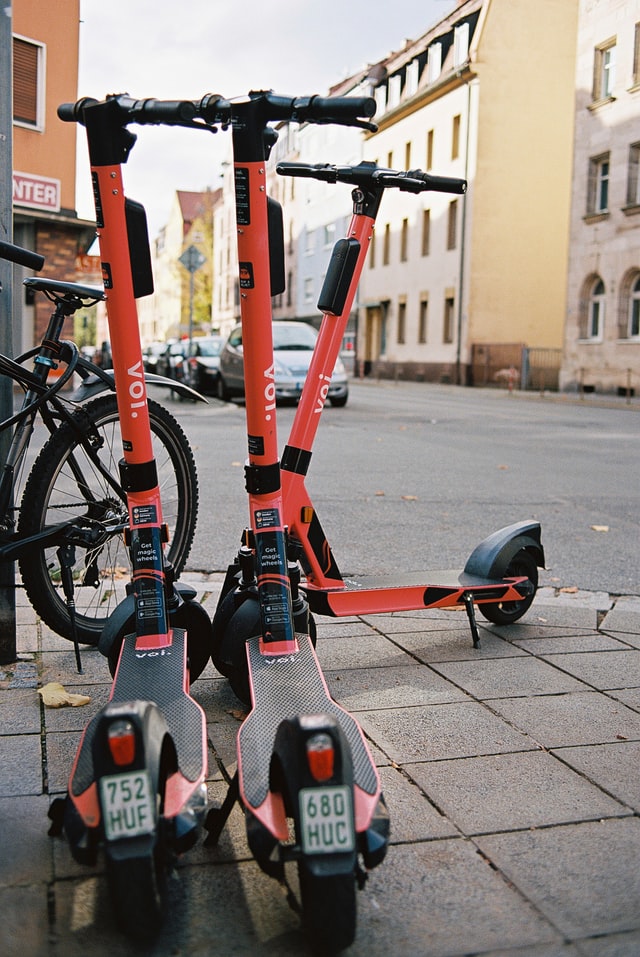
<box><xmin>13</xmin><ymin>171</ymin><xmax>61</xmax><ymax>212</ymax></box>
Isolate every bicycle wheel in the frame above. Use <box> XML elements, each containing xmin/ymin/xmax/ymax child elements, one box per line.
<box><xmin>18</xmin><ymin>393</ymin><xmax>198</xmax><ymax>646</ymax></box>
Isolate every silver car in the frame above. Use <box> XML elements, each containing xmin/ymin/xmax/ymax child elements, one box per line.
<box><xmin>217</xmin><ymin>321</ymin><xmax>349</xmax><ymax>406</ymax></box>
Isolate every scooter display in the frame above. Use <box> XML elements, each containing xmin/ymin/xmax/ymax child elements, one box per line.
<box><xmin>51</xmin><ymin>95</ymin><xmax>212</xmax><ymax>940</ymax></box>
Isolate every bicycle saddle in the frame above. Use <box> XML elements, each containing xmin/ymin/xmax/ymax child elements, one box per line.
<box><xmin>23</xmin><ymin>277</ymin><xmax>105</xmax><ymax>302</ymax></box>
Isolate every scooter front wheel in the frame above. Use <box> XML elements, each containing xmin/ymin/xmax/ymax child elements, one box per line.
<box><xmin>297</xmin><ymin>865</ymin><xmax>357</xmax><ymax>952</ymax></box>
<box><xmin>478</xmin><ymin>549</ymin><xmax>538</xmax><ymax>625</ymax></box>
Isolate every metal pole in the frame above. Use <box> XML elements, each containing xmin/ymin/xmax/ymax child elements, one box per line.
<box><xmin>0</xmin><ymin>6</ymin><xmax>17</xmax><ymax>663</ymax></box>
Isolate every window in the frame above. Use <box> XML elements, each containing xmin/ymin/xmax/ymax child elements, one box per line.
<box><xmin>419</xmin><ymin>297</ymin><xmax>428</xmax><ymax>343</ymax></box>
<box><xmin>627</xmin><ymin>143</ymin><xmax>640</xmax><ymax>207</ymax></box>
<box><xmin>383</xmin><ymin>224</ymin><xmax>391</xmax><ymax>265</ymax></box>
<box><xmin>427</xmin><ymin>43</ymin><xmax>442</xmax><ymax>83</ymax></box>
<box><xmin>421</xmin><ymin>209</ymin><xmax>431</xmax><ymax>256</ymax></box>
<box><xmin>452</xmin><ymin>114</ymin><xmax>461</xmax><ymax>160</ymax></box>
<box><xmin>304</xmin><ymin>277</ymin><xmax>314</xmax><ymax>302</ymax></box>
<box><xmin>426</xmin><ymin>129</ymin><xmax>434</xmax><ymax>170</ymax></box>
<box><xmin>593</xmin><ymin>40</ymin><xmax>616</xmax><ymax>101</ymax></box>
<box><xmin>454</xmin><ymin>22</ymin><xmax>470</xmax><ymax>67</ymax></box>
<box><xmin>305</xmin><ymin>228</ymin><xmax>315</xmax><ymax>254</ymax></box>
<box><xmin>387</xmin><ymin>150</ymin><xmax>393</xmax><ymax>169</ymax></box>
<box><xmin>400</xmin><ymin>218</ymin><xmax>409</xmax><ymax>261</ymax></box>
<box><xmin>323</xmin><ymin>223</ymin><xmax>336</xmax><ymax>247</ymax></box>
<box><xmin>374</xmin><ymin>85</ymin><xmax>387</xmax><ymax>115</ymax></box>
<box><xmin>405</xmin><ymin>141</ymin><xmax>411</xmax><ymax>169</ymax></box>
<box><xmin>443</xmin><ymin>296</ymin><xmax>455</xmax><ymax>343</ymax></box>
<box><xmin>369</xmin><ymin>229</ymin><xmax>376</xmax><ymax>268</ymax></box>
<box><xmin>388</xmin><ymin>74</ymin><xmax>402</xmax><ymax>109</ymax></box>
<box><xmin>587</xmin><ymin>278</ymin><xmax>605</xmax><ymax>339</ymax></box>
<box><xmin>447</xmin><ymin>200</ymin><xmax>458</xmax><ymax>250</ymax></box>
<box><xmin>13</xmin><ymin>35</ymin><xmax>45</xmax><ymax>129</ymax></box>
<box><xmin>634</xmin><ymin>23</ymin><xmax>640</xmax><ymax>86</ymax></box>
<box><xmin>406</xmin><ymin>60</ymin><xmax>420</xmax><ymax>97</ymax></box>
<box><xmin>628</xmin><ymin>275</ymin><xmax>640</xmax><ymax>338</ymax></box>
<box><xmin>397</xmin><ymin>299</ymin><xmax>406</xmax><ymax>345</ymax></box>
<box><xmin>587</xmin><ymin>154</ymin><xmax>610</xmax><ymax>215</ymax></box>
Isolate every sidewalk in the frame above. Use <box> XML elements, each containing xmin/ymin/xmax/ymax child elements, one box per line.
<box><xmin>1</xmin><ymin>575</ymin><xmax>640</xmax><ymax>957</ymax></box>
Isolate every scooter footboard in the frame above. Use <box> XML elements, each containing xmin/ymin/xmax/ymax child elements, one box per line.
<box><xmin>237</xmin><ymin>635</ymin><xmax>380</xmax><ymax>835</ymax></box>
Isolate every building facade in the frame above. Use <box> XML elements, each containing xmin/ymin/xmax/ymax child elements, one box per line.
<box><xmin>11</xmin><ymin>0</ymin><xmax>96</xmax><ymax>353</ymax></box>
<box><xmin>561</xmin><ymin>0</ymin><xmax>640</xmax><ymax>396</ymax></box>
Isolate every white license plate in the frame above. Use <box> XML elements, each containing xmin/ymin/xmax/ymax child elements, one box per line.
<box><xmin>299</xmin><ymin>786</ymin><xmax>355</xmax><ymax>855</ymax></box>
<box><xmin>100</xmin><ymin>771</ymin><xmax>155</xmax><ymax>841</ymax></box>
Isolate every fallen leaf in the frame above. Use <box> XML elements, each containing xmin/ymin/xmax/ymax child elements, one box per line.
<box><xmin>375</xmin><ymin>490</ymin><xmax>385</xmax><ymax>497</ymax></box>
<box><xmin>38</xmin><ymin>682</ymin><xmax>91</xmax><ymax>708</ymax></box>
<box><xmin>226</xmin><ymin>707</ymin><xmax>248</xmax><ymax>722</ymax></box>
<box><xmin>591</xmin><ymin>525</ymin><xmax>610</xmax><ymax>533</ymax></box>
<box><xmin>616</xmin><ymin>734</ymin><xmax>628</xmax><ymax>741</ymax></box>
<box><xmin>498</xmin><ymin>464</ymin><xmax>510</xmax><ymax>470</ymax></box>
<box><xmin>401</xmin><ymin>495</ymin><xmax>418</xmax><ymax>501</ymax></box>
<box><xmin>560</xmin><ymin>586</ymin><xmax>579</xmax><ymax>594</ymax></box>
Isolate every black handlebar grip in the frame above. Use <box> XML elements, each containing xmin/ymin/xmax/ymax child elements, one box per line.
<box><xmin>57</xmin><ymin>97</ymin><xmax>98</xmax><ymax>123</ymax></box>
<box><xmin>0</xmin><ymin>240</ymin><xmax>45</xmax><ymax>271</ymax></box>
<box><xmin>407</xmin><ymin>169</ymin><xmax>467</xmax><ymax>194</ymax></box>
<box><xmin>127</xmin><ymin>98</ymin><xmax>197</xmax><ymax>123</ymax></box>
<box><xmin>306</xmin><ymin>95</ymin><xmax>376</xmax><ymax>121</ymax></box>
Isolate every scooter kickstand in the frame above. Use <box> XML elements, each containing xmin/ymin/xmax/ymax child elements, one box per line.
<box><xmin>204</xmin><ymin>770</ymin><xmax>240</xmax><ymax>847</ymax></box>
<box><xmin>463</xmin><ymin>592</ymin><xmax>481</xmax><ymax>648</ymax></box>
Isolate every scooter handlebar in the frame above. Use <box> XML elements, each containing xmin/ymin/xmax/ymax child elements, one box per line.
<box><xmin>58</xmin><ymin>95</ymin><xmax>199</xmax><ymax>128</ymax></box>
<box><xmin>0</xmin><ymin>240</ymin><xmax>45</xmax><ymax>271</ymax></box>
<box><xmin>277</xmin><ymin>161</ymin><xmax>467</xmax><ymax>195</ymax></box>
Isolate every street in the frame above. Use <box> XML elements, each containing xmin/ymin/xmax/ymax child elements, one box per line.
<box><xmin>153</xmin><ymin>379</ymin><xmax>640</xmax><ymax>597</ymax></box>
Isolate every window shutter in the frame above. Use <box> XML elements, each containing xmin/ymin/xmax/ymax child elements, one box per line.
<box><xmin>13</xmin><ymin>37</ymin><xmax>39</xmax><ymax>124</ymax></box>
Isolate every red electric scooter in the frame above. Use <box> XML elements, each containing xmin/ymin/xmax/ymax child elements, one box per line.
<box><xmin>211</xmin><ymin>159</ymin><xmax>544</xmax><ymax>700</ymax></box>
<box><xmin>51</xmin><ymin>95</ymin><xmax>212</xmax><ymax>940</ymax></box>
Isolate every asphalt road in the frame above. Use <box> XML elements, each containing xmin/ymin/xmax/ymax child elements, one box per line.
<box><xmin>152</xmin><ymin>380</ymin><xmax>640</xmax><ymax>597</ymax></box>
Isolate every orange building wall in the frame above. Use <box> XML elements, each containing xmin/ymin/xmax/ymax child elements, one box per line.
<box><xmin>13</xmin><ymin>0</ymin><xmax>80</xmax><ymax>213</ymax></box>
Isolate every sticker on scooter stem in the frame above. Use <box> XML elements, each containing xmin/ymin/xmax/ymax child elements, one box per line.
<box><xmin>101</xmin><ymin>261</ymin><xmax>113</xmax><ymax>289</ymax></box>
<box><xmin>234</xmin><ymin>167</ymin><xmax>250</xmax><ymax>225</ymax></box>
<box><xmin>239</xmin><ymin>262</ymin><xmax>254</xmax><ymax>289</ymax></box>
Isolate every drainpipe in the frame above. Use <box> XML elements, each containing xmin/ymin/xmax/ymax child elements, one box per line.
<box><xmin>455</xmin><ymin>77</ymin><xmax>473</xmax><ymax>386</ymax></box>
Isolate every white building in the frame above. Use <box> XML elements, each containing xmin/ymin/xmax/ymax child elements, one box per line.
<box><xmin>560</xmin><ymin>0</ymin><xmax>640</xmax><ymax>396</ymax></box>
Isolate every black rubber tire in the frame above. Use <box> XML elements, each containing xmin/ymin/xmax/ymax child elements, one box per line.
<box><xmin>477</xmin><ymin>549</ymin><xmax>538</xmax><ymax>625</ymax></box>
<box><xmin>329</xmin><ymin>393</ymin><xmax>348</xmax><ymax>408</ymax></box>
<box><xmin>18</xmin><ymin>394</ymin><xmax>198</xmax><ymax>646</ymax></box>
<box><xmin>298</xmin><ymin>865</ymin><xmax>357</xmax><ymax>953</ymax></box>
<box><xmin>106</xmin><ymin>851</ymin><xmax>166</xmax><ymax>941</ymax></box>
<box><xmin>216</xmin><ymin>374</ymin><xmax>230</xmax><ymax>401</ymax></box>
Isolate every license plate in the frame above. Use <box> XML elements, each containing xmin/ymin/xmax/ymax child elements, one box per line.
<box><xmin>299</xmin><ymin>786</ymin><xmax>355</xmax><ymax>855</ymax></box>
<box><xmin>100</xmin><ymin>770</ymin><xmax>155</xmax><ymax>841</ymax></box>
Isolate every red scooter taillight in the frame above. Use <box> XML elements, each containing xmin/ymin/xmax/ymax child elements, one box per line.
<box><xmin>107</xmin><ymin>719</ymin><xmax>136</xmax><ymax>766</ymax></box>
<box><xmin>306</xmin><ymin>732</ymin><xmax>335</xmax><ymax>782</ymax></box>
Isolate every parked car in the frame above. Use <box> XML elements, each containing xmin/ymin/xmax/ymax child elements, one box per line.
<box><xmin>155</xmin><ymin>340</ymin><xmax>188</xmax><ymax>382</ymax></box>
<box><xmin>182</xmin><ymin>335</ymin><xmax>224</xmax><ymax>394</ymax></box>
<box><xmin>217</xmin><ymin>321</ymin><xmax>349</xmax><ymax>406</ymax></box>
<box><xmin>142</xmin><ymin>341</ymin><xmax>166</xmax><ymax>374</ymax></box>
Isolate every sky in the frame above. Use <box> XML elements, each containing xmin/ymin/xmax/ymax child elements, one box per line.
<box><xmin>75</xmin><ymin>0</ymin><xmax>456</xmax><ymax>236</ymax></box>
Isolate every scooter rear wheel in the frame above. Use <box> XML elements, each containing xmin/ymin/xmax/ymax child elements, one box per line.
<box><xmin>478</xmin><ymin>549</ymin><xmax>538</xmax><ymax>625</ymax></box>
<box><xmin>297</xmin><ymin>865</ymin><xmax>357</xmax><ymax>952</ymax></box>
<box><xmin>106</xmin><ymin>851</ymin><xmax>166</xmax><ymax>941</ymax></box>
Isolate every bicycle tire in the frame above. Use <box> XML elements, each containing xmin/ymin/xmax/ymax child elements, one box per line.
<box><xmin>18</xmin><ymin>393</ymin><xmax>198</xmax><ymax>646</ymax></box>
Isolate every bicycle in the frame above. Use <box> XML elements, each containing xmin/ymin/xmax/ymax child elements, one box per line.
<box><xmin>0</xmin><ymin>239</ymin><xmax>201</xmax><ymax>653</ymax></box>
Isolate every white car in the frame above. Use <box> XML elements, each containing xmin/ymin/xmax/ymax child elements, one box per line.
<box><xmin>217</xmin><ymin>321</ymin><xmax>349</xmax><ymax>406</ymax></box>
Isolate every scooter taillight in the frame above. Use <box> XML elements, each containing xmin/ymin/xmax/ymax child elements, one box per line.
<box><xmin>306</xmin><ymin>732</ymin><xmax>335</xmax><ymax>782</ymax></box>
<box><xmin>107</xmin><ymin>719</ymin><xmax>136</xmax><ymax>766</ymax></box>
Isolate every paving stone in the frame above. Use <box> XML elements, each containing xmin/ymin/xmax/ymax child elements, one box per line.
<box><xmin>410</xmin><ymin>750</ymin><xmax>629</xmax><ymax>834</ymax></box>
<box><xmin>358</xmin><ymin>700</ymin><xmax>536</xmax><ymax>764</ymax></box>
<box><xmin>476</xmin><ymin>818</ymin><xmax>640</xmax><ymax>939</ymax></box>
<box><xmin>0</xmin><ymin>688</ymin><xmax>40</xmax><ymax>734</ymax></box>
<box><xmin>315</xmin><ymin>631</ymin><xmax>416</xmax><ymax>670</ymax></box>
<box><xmin>0</xmin><ymin>885</ymin><xmax>51</xmax><ymax>957</ymax></box>
<box><xmin>326</xmin><ymin>663</ymin><xmax>469</xmax><ymax>710</ymax></box>
<box><xmin>489</xmin><ymin>691</ymin><xmax>640</xmax><ymax>748</ymax></box>
<box><xmin>600</xmin><ymin>597</ymin><xmax>640</xmax><ymax>634</ymax></box>
<box><xmin>513</xmin><ymin>633</ymin><xmax>627</xmax><ymax>654</ymax></box>
<box><xmin>0</xmin><ymin>795</ymin><xmax>52</xmax><ymax>887</ymax></box>
<box><xmin>430</xmin><ymin>655</ymin><xmax>588</xmax><ymax>699</ymax></box>
<box><xmin>541</xmin><ymin>650</ymin><xmax>640</xmax><ymax>690</ymax></box>
<box><xmin>390</xmin><ymin>625</ymin><xmax>526</xmax><ymax>661</ymax></box>
<box><xmin>576</xmin><ymin>929</ymin><xmax>640</xmax><ymax>956</ymax></box>
<box><xmin>0</xmin><ymin>733</ymin><xmax>42</xmax><ymax>796</ymax></box>
<box><xmin>377</xmin><ymin>764</ymin><xmax>458</xmax><ymax>842</ymax></box>
<box><xmin>553</xmin><ymin>740</ymin><xmax>640</xmax><ymax>812</ymax></box>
